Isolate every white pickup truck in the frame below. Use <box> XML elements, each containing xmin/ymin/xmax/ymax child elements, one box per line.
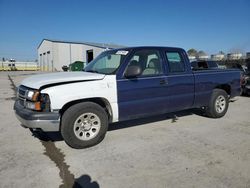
<box><xmin>14</xmin><ymin>47</ymin><xmax>240</xmax><ymax>148</ymax></box>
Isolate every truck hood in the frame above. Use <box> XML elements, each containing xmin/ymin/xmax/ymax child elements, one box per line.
<box><xmin>21</xmin><ymin>72</ymin><xmax>105</xmax><ymax>89</ymax></box>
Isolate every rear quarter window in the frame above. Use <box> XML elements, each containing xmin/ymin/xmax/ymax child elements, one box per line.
<box><xmin>166</xmin><ymin>52</ymin><xmax>185</xmax><ymax>73</ymax></box>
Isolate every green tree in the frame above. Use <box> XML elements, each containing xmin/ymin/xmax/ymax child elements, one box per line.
<box><xmin>187</xmin><ymin>49</ymin><xmax>198</xmax><ymax>57</ymax></box>
<box><xmin>198</xmin><ymin>50</ymin><xmax>207</xmax><ymax>56</ymax></box>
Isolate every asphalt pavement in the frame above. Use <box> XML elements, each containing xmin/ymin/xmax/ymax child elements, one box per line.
<box><xmin>0</xmin><ymin>71</ymin><xmax>250</xmax><ymax>188</ymax></box>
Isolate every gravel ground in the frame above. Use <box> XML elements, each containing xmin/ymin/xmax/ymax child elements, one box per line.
<box><xmin>0</xmin><ymin>71</ymin><xmax>250</xmax><ymax>188</ymax></box>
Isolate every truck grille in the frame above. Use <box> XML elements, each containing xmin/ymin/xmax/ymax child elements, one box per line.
<box><xmin>18</xmin><ymin>85</ymin><xmax>28</xmax><ymax>107</ymax></box>
<box><xmin>18</xmin><ymin>85</ymin><xmax>28</xmax><ymax>97</ymax></box>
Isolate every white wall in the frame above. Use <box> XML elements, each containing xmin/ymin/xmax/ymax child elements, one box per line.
<box><xmin>38</xmin><ymin>40</ymin><xmax>53</xmax><ymax>71</ymax></box>
<box><xmin>53</xmin><ymin>42</ymin><xmax>70</xmax><ymax>71</ymax></box>
<box><xmin>0</xmin><ymin>61</ymin><xmax>38</xmax><ymax>71</ymax></box>
<box><xmin>81</xmin><ymin>44</ymin><xmax>104</xmax><ymax>63</ymax></box>
<box><xmin>38</xmin><ymin>40</ymin><xmax>106</xmax><ymax>72</ymax></box>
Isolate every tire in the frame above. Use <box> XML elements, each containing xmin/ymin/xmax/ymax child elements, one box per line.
<box><xmin>205</xmin><ymin>89</ymin><xmax>229</xmax><ymax>118</ymax></box>
<box><xmin>61</xmin><ymin>102</ymin><xmax>108</xmax><ymax>149</ymax></box>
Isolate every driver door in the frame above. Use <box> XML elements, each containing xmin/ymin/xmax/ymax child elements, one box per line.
<box><xmin>117</xmin><ymin>49</ymin><xmax>168</xmax><ymax>121</ymax></box>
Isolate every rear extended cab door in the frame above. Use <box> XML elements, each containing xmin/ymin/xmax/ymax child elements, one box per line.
<box><xmin>163</xmin><ymin>48</ymin><xmax>195</xmax><ymax>111</ymax></box>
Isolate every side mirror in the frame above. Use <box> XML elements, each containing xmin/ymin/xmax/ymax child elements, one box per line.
<box><xmin>124</xmin><ymin>65</ymin><xmax>142</xmax><ymax>78</ymax></box>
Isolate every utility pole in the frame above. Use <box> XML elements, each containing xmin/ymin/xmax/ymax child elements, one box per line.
<box><xmin>1</xmin><ymin>58</ymin><xmax>4</xmax><ymax>70</ymax></box>
<box><xmin>69</xmin><ymin>44</ymin><xmax>72</xmax><ymax>65</ymax></box>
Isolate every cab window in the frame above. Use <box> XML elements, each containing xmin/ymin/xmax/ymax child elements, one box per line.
<box><xmin>166</xmin><ymin>52</ymin><xmax>185</xmax><ymax>73</ymax></box>
<box><xmin>126</xmin><ymin>50</ymin><xmax>163</xmax><ymax>76</ymax></box>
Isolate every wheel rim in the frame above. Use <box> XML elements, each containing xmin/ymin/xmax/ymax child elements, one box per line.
<box><xmin>73</xmin><ymin>113</ymin><xmax>101</xmax><ymax>141</ymax></box>
<box><xmin>215</xmin><ymin>95</ymin><xmax>226</xmax><ymax>113</ymax></box>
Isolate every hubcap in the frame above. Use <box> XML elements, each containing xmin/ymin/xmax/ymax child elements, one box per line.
<box><xmin>73</xmin><ymin>113</ymin><xmax>101</xmax><ymax>141</ymax></box>
<box><xmin>215</xmin><ymin>95</ymin><xmax>226</xmax><ymax>113</ymax></box>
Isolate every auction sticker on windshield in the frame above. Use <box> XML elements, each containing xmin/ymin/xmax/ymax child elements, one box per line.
<box><xmin>116</xmin><ymin>50</ymin><xmax>129</xmax><ymax>55</ymax></box>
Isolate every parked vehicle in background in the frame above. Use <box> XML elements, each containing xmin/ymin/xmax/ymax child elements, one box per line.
<box><xmin>62</xmin><ymin>65</ymin><xmax>69</xmax><ymax>71</ymax></box>
<box><xmin>225</xmin><ymin>63</ymin><xmax>247</xmax><ymax>73</ymax></box>
<box><xmin>225</xmin><ymin>63</ymin><xmax>249</xmax><ymax>96</ymax></box>
<box><xmin>191</xmin><ymin>60</ymin><xmax>218</xmax><ymax>70</ymax></box>
<box><xmin>14</xmin><ymin>46</ymin><xmax>241</xmax><ymax>149</ymax></box>
<box><xmin>240</xmin><ymin>71</ymin><xmax>250</xmax><ymax>96</ymax></box>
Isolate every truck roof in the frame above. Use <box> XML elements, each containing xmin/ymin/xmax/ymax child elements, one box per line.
<box><xmin>114</xmin><ymin>46</ymin><xmax>185</xmax><ymax>52</ymax></box>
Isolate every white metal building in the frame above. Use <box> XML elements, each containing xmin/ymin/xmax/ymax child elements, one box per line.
<box><xmin>38</xmin><ymin>39</ymin><xmax>124</xmax><ymax>71</ymax></box>
<box><xmin>188</xmin><ymin>55</ymin><xmax>196</xmax><ymax>61</ymax></box>
<box><xmin>246</xmin><ymin>52</ymin><xmax>250</xmax><ymax>59</ymax></box>
<box><xmin>197</xmin><ymin>55</ymin><xmax>209</xmax><ymax>60</ymax></box>
<box><xmin>227</xmin><ymin>53</ymin><xmax>243</xmax><ymax>60</ymax></box>
<box><xmin>211</xmin><ymin>54</ymin><xmax>225</xmax><ymax>61</ymax></box>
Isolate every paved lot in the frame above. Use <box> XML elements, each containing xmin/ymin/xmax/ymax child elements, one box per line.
<box><xmin>0</xmin><ymin>71</ymin><xmax>250</xmax><ymax>188</ymax></box>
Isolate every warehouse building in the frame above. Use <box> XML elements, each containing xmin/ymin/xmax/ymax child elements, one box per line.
<box><xmin>211</xmin><ymin>54</ymin><xmax>225</xmax><ymax>61</ymax></box>
<box><xmin>38</xmin><ymin>39</ymin><xmax>124</xmax><ymax>71</ymax></box>
<box><xmin>246</xmin><ymin>52</ymin><xmax>250</xmax><ymax>59</ymax></box>
<box><xmin>227</xmin><ymin>53</ymin><xmax>243</xmax><ymax>60</ymax></box>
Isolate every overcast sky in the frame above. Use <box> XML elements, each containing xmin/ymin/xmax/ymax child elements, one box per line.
<box><xmin>0</xmin><ymin>0</ymin><xmax>250</xmax><ymax>60</ymax></box>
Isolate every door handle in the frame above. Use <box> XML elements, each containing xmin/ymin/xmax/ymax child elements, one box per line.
<box><xmin>160</xmin><ymin>79</ymin><xmax>168</xmax><ymax>85</ymax></box>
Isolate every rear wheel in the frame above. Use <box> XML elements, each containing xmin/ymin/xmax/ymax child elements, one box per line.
<box><xmin>61</xmin><ymin>102</ymin><xmax>108</xmax><ymax>149</ymax></box>
<box><xmin>205</xmin><ymin>89</ymin><xmax>229</xmax><ymax>118</ymax></box>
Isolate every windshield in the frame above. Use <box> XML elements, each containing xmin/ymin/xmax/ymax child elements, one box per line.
<box><xmin>84</xmin><ymin>50</ymin><xmax>129</xmax><ymax>74</ymax></box>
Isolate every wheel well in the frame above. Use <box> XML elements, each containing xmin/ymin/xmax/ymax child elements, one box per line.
<box><xmin>215</xmin><ymin>84</ymin><xmax>231</xmax><ymax>95</ymax></box>
<box><xmin>59</xmin><ymin>98</ymin><xmax>113</xmax><ymax>122</ymax></box>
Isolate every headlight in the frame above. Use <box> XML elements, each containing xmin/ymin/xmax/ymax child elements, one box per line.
<box><xmin>25</xmin><ymin>101</ymin><xmax>41</xmax><ymax>111</ymax></box>
<box><xmin>25</xmin><ymin>94</ymin><xmax>51</xmax><ymax>111</ymax></box>
<box><xmin>27</xmin><ymin>90</ymin><xmax>34</xmax><ymax>98</ymax></box>
<box><xmin>25</xmin><ymin>90</ymin><xmax>39</xmax><ymax>101</ymax></box>
<box><xmin>23</xmin><ymin>89</ymin><xmax>50</xmax><ymax>111</ymax></box>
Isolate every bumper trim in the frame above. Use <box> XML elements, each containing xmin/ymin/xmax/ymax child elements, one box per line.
<box><xmin>14</xmin><ymin>101</ymin><xmax>60</xmax><ymax>132</ymax></box>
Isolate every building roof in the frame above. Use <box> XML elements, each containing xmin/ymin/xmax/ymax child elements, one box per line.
<box><xmin>38</xmin><ymin>39</ymin><xmax>125</xmax><ymax>49</ymax></box>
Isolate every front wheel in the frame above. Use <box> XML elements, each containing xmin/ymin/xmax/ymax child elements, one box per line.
<box><xmin>61</xmin><ymin>102</ymin><xmax>108</xmax><ymax>149</ymax></box>
<box><xmin>205</xmin><ymin>89</ymin><xmax>229</xmax><ymax>118</ymax></box>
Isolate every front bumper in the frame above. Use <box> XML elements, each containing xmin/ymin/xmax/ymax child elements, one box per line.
<box><xmin>14</xmin><ymin>100</ymin><xmax>60</xmax><ymax>132</ymax></box>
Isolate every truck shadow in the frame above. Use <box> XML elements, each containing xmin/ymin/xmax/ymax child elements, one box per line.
<box><xmin>108</xmin><ymin>108</ymin><xmax>205</xmax><ymax>131</ymax></box>
<box><xmin>73</xmin><ymin>175</ymin><xmax>99</xmax><ymax>188</ymax></box>
<box><xmin>30</xmin><ymin>108</ymin><xmax>206</xmax><ymax>142</ymax></box>
<box><xmin>30</xmin><ymin>129</ymin><xmax>64</xmax><ymax>142</ymax></box>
